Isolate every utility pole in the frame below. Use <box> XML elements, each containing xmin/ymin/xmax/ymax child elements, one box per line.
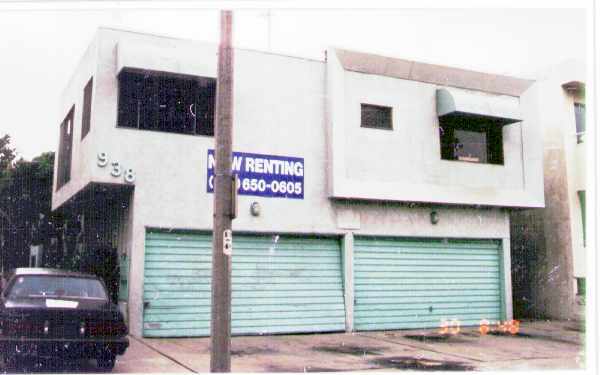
<box><xmin>210</xmin><ymin>10</ymin><xmax>234</xmax><ymax>373</ymax></box>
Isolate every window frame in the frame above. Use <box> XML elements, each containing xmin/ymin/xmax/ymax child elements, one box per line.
<box><xmin>574</xmin><ymin>102</ymin><xmax>585</xmax><ymax>144</ymax></box>
<box><xmin>360</xmin><ymin>103</ymin><xmax>394</xmax><ymax>131</ymax></box>
<box><xmin>56</xmin><ymin>105</ymin><xmax>75</xmax><ymax>190</ymax></box>
<box><xmin>438</xmin><ymin>116</ymin><xmax>505</xmax><ymax>165</ymax></box>
<box><xmin>116</xmin><ymin>69</ymin><xmax>216</xmax><ymax>137</ymax></box>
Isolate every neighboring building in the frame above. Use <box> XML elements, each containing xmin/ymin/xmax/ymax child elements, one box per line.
<box><xmin>510</xmin><ymin>60</ymin><xmax>586</xmax><ymax>320</ymax></box>
<box><xmin>51</xmin><ymin>28</ymin><xmax>543</xmax><ymax>338</ymax></box>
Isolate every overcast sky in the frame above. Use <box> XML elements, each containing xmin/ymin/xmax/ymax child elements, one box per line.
<box><xmin>0</xmin><ymin>2</ymin><xmax>588</xmax><ymax>160</ymax></box>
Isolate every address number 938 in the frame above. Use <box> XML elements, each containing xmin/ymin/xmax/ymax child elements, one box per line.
<box><xmin>97</xmin><ymin>152</ymin><xmax>135</xmax><ymax>184</ymax></box>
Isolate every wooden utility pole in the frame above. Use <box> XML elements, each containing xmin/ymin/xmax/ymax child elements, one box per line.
<box><xmin>210</xmin><ymin>10</ymin><xmax>234</xmax><ymax>373</ymax></box>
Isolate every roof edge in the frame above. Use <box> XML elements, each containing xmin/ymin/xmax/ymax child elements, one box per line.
<box><xmin>335</xmin><ymin>48</ymin><xmax>534</xmax><ymax>97</ymax></box>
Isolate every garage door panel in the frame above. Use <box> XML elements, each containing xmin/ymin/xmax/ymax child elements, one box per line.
<box><xmin>355</xmin><ymin>241</ymin><xmax>499</xmax><ymax>250</ymax></box>
<box><xmin>356</xmin><ymin>282</ymin><xmax>500</xmax><ymax>291</ymax></box>
<box><xmin>357</xmin><ymin>295</ymin><xmax>501</xmax><ymax>304</ymax></box>
<box><xmin>145</xmin><ymin>246</ymin><xmax>211</xmax><ymax>255</ymax></box>
<box><xmin>236</xmin><ymin>323</ymin><xmax>344</xmax><ymax>336</ymax></box>
<box><xmin>235</xmin><ymin>303</ymin><xmax>344</xmax><ymax>316</ymax></box>
<box><xmin>143</xmin><ymin>231</ymin><xmax>345</xmax><ymax>337</ymax></box>
<box><xmin>354</xmin><ymin>237</ymin><xmax>503</xmax><ymax>331</ymax></box>
<box><xmin>355</xmin><ymin>289</ymin><xmax>501</xmax><ymax>298</ymax></box>
<box><xmin>355</xmin><ymin>259</ymin><xmax>500</xmax><ymax>267</ymax></box>
<box><xmin>144</xmin><ymin>320</ymin><xmax>210</xmax><ymax>331</ymax></box>
<box><xmin>355</xmin><ymin>266</ymin><xmax>500</xmax><ymax>274</ymax></box>
<box><xmin>234</xmin><ymin>282</ymin><xmax>343</xmax><ymax>291</ymax></box>
<box><xmin>232</xmin><ymin>262</ymin><xmax>341</xmax><ymax>271</ymax></box>
<box><xmin>354</xmin><ymin>301</ymin><xmax>501</xmax><ymax>311</ymax></box>
<box><xmin>147</xmin><ymin>298</ymin><xmax>210</xmax><ymax>308</ymax></box>
<box><xmin>356</xmin><ymin>319</ymin><xmax>489</xmax><ymax>331</ymax></box>
<box><xmin>355</xmin><ymin>271</ymin><xmax>499</xmax><ymax>279</ymax></box>
<box><xmin>144</xmin><ymin>328</ymin><xmax>209</xmax><ymax>338</ymax></box>
<box><xmin>146</xmin><ymin>262</ymin><xmax>212</xmax><ymax>270</ymax></box>
<box><xmin>145</xmin><ymin>254</ymin><xmax>213</xmax><ymax>262</ymax></box>
<box><xmin>144</xmin><ymin>273</ymin><xmax>341</xmax><ymax>286</ymax></box>
<box><xmin>233</xmin><ymin>296</ymin><xmax>344</xmax><ymax>306</ymax></box>
<box><xmin>144</xmin><ymin>276</ymin><xmax>207</xmax><ymax>285</ymax></box>
<box><xmin>352</xmin><ymin>307</ymin><xmax>501</xmax><ymax>317</ymax></box>
<box><xmin>144</xmin><ymin>312</ymin><xmax>210</xmax><ymax>323</ymax></box>
<box><xmin>144</xmin><ymin>268</ymin><xmax>213</xmax><ymax>277</ymax></box>
<box><xmin>234</xmin><ymin>255</ymin><xmax>341</xmax><ymax>264</ymax></box>
<box><xmin>233</xmin><ymin>276</ymin><xmax>342</xmax><ymax>284</ymax></box>
<box><xmin>355</xmin><ymin>253</ymin><xmax>500</xmax><ymax>261</ymax></box>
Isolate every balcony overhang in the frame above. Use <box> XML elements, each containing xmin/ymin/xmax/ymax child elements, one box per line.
<box><xmin>436</xmin><ymin>87</ymin><xmax>522</xmax><ymax>125</ymax></box>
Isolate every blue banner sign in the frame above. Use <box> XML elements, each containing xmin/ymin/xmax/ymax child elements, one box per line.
<box><xmin>207</xmin><ymin>150</ymin><xmax>304</xmax><ymax>199</ymax></box>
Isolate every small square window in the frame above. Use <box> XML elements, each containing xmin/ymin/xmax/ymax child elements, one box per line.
<box><xmin>361</xmin><ymin>104</ymin><xmax>392</xmax><ymax>130</ymax></box>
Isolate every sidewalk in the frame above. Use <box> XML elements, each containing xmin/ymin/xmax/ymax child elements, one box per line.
<box><xmin>114</xmin><ymin>320</ymin><xmax>585</xmax><ymax>373</ymax></box>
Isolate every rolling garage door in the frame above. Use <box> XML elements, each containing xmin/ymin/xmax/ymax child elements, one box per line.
<box><xmin>354</xmin><ymin>237</ymin><xmax>504</xmax><ymax>331</ymax></box>
<box><xmin>143</xmin><ymin>230</ymin><xmax>345</xmax><ymax>337</ymax></box>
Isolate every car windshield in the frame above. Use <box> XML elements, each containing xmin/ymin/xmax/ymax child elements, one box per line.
<box><xmin>6</xmin><ymin>275</ymin><xmax>108</xmax><ymax>300</ymax></box>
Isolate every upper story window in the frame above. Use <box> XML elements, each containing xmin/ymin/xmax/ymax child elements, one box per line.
<box><xmin>361</xmin><ymin>104</ymin><xmax>393</xmax><ymax>130</ymax></box>
<box><xmin>81</xmin><ymin>77</ymin><xmax>93</xmax><ymax>140</ymax></box>
<box><xmin>574</xmin><ymin>103</ymin><xmax>585</xmax><ymax>144</ymax></box>
<box><xmin>117</xmin><ymin>70</ymin><xmax>216</xmax><ymax>136</ymax></box>
<box><xmin>57</xmin><ymin>106</ymin><xmax>75</xmax><ymax>190</ymax></box>
<box><xmin>439</xmin><ymin>117</ymin><xmax>504</xmax><ymax>165</ymax></box>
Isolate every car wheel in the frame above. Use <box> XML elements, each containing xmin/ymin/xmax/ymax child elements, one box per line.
<box><xmin>97</xmin><ymin>352</ymin><xmax>116</xmax><ymax>372</ymax></box>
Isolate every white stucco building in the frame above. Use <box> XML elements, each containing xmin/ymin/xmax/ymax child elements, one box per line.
<box><xmin>51</xmin><ymin>28</ymin><xmax>544</xmax><ymax>338</ymax></box>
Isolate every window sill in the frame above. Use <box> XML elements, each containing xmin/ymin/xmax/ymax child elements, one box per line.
<box><xmin>115</xmin><ymin>125</ymin><xmax>214</xmax><ymax>138</ymax></box>
<box><xmin>440</xmin><ymin>158</ymin><xmax>504</xmax><ymax>167</ymax></box>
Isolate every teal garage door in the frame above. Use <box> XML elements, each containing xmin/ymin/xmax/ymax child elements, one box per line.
<box><xmin>143</xmin><ymin>230</ymin><xmax>345</xmax><ymax>337</ymax></box>
<box><xmin>354</xmin><ymin>237</ymin><xmax>504</xmax><ymax>331</ymax></box>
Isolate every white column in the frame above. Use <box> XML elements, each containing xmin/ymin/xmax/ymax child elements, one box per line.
<box><xmin>342</xmin><ymin>232</ymin><xmax>354</xmax><ymax>332</ymax></box>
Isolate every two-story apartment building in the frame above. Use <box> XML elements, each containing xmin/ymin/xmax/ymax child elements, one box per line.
<box><xmin>51</xmin><ymin>28</ymin><xmax>543</xmax><ymax>338</ymax></box>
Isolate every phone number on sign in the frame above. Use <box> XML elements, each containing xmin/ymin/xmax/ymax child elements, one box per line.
<box><xmin>208</xmin><ymin>176</ymin><xmax>302</xmax><ymax>195</ymax></box>
<box><xmin>240</xmin><ymin>178</ymin><xmax>302</xmax><ymax>195</ymax></box>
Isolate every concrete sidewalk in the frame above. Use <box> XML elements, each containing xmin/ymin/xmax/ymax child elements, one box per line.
<box><xmin>114</xmin><ymin>320</ymin><xmax>586</xmax><ymax>373</ymax></box>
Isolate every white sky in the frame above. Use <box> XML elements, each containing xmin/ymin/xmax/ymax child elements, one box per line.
<box><xmin>0</xmin><ymin>1</ymin><xmax>589</xmax><ymax>160</ymax></box>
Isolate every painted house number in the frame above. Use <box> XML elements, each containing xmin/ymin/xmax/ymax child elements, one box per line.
<box><xmin>97</xmin><ymin>152</ymin><xmax>136</xmax><ymax>183</ymax></box>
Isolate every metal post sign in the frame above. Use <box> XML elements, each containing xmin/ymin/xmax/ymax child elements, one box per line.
<box><xmin>207</xmin><ymin>150</ymin><xmax>304</xmax><ymax>199</ymax></box>
<box><xmin>223</xmin><ymin>229</ymin><xmax>233</xmax><ymax>256</ymax></box>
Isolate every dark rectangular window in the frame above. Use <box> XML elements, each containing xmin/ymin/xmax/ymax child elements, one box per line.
<box><xmin>117</xmin><ymin>70</ymin><xmax>215</xmax><ymax>136</ymax></box>
<box><xmin>578</xmin><ymin>190</ymin><xmax>586</xmax><ymax>247</ymax></box>
<box><xmin>361</xmin><ymin>104</ymin><xmax>393</xmax><ymax>130</ymax></box>
<box><xmin>439</xmin><ymin>116</ymin><xmax>504</xmax><ymax>165</ymax></box>
<box><xmin>81</xmin><ymin>77</ymin><xmax>93</xmax><ymax>139</ymax></box>
<box><xmin>574</xmin><ymin>103</ymin><xmax>585</xmax><ymax>143</ymax></box>
<box><xmin>576</xmin><ymin>277</ymin><xmax>586</xmax><ymax>296</ymax></box>
<box><xmin>57</xmin><ymin>106</ymin><xmax>74</xmax><ymax>190</ymax></box>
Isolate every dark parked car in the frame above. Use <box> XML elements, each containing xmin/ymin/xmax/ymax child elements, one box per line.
<box><xmin>0</xmin><ymin>268</ymin><xmax>129</xmax><ymax>371</ymax></box>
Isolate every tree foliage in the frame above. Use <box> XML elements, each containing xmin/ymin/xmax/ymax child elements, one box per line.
<box><xmin>0</xmin><ymin>135</ymin><xmax>61</xmax><ymax>272</ymax></box>
<box><xmin>0</xmin><ymin>134</ymin><xmax>16</xmax><ymax>173</ymax></box>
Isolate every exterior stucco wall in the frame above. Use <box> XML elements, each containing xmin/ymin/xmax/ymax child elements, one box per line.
<box><xmin>539</xmin><ymin>61</ymin><xmax>586</xmax><ymax>280</ymax></box>
<box><xmin>52</xmin><ymin>34</ymin><xmax>99</xmax><ymax>209</ymax></box>
<box><xmin>326</xmin><ymin>49</ymin><xmax>543</xmax><ymax>208</ymax></box>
